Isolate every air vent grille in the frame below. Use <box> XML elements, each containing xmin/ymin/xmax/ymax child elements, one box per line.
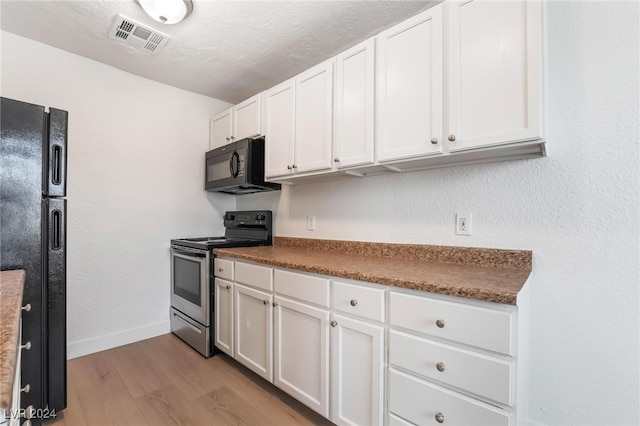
<box><xmin>108</xmin><ymin>14</ymin><xmax>170</xmax><ymax>55</ymax></box>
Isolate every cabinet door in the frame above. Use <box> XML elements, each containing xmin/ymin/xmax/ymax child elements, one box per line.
<box><xmin>331</xmin><ymin>314</ymin><xmax>384</xmax><ymax>426</ymax></box>
<box><xmin>265</xmin><ymin>79</ymin><xmax>296</xmax><ymax>178</ymax></box>
<box><xmin>295</xmin><ymin>59</ymin><xmax>334</xmax><ymax>174</ymax></box>
<box><xmin>274</xmin><ymin>296</ymin><xmax>329</xmax><ymax>417</ymax></box>
<box><xmin>376</xmin><ymin>6</ymin><xmax>443</xmax><ymax>162</ymax></box>
<box><xmin>234</xmin><ymin>283</ymin><xmax>273</xmax><ymax>381</ymax></box>
<box><xmin>234</xmin><ymin>93</ymin><xmax>263</xmax><ymax>140</ymax></box>
<box><xmin>214</xmin><ymin>278</ymin><xmax>234</xmax><ymax>357</ymax></box>
<box><xmin>334</xmin><ymin>39</ymin><xmax>375</xmax><ymax>169</ymax></box>
<box><xmin>447</xmin><ymin>0</ymin><xmax>543</xmax><ymax>151</ymax></box>
<box><xmin>210</xmin><ymin>107</ymin><xmax>233</xmax><ymax>149</ymax></box>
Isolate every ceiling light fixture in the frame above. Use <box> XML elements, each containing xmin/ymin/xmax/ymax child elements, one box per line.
<box><xmin>136</xmin><ymin>0</ymin><xmax>193</xmax><ymax>25</ymax></box>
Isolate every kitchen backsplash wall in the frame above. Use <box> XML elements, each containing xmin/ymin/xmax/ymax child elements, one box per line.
<box><xmin>238</xmin><ymin>2</ymin><xmax>640</xmax><ymax>425</ymax></box>
<box><xmin>1</xmin><ymin>30</ymin><xmax>234</xmax><ymax>358</ymax></box>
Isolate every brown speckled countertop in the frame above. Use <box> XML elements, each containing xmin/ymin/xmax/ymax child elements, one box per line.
<box><xmin>0</xmin><ymin>270</ymin><xmax>26</xmax><ymax>409</ymax></box>
<box><xmin>214</xmin><ymin>237</ymin><xmax>531</xmax><ymax>306</ymax></box>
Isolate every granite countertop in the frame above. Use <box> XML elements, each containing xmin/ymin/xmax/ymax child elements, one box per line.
<box><xmin>0</xmin><ymin>270</ymin><xmax>26</xmax><ymax>410</ymax></box>
<box><xmin>214</xmin><ymin>237</ymin><xmax>532</xmax><ymax>306</ymax></box>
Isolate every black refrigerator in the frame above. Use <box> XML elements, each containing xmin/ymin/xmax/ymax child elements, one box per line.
<box><xmin>0</xmin><ymin>97</ymin><xmax>67</xmax><ymax>422</ymax></box>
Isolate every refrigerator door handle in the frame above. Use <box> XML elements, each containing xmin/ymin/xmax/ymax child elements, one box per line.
<box><xmin>52</xmin><ymin>209</ymin><xmax>61</xmax><ymax>250</ymax></box>
<box><xmin>46</xmin><ymin>108</ymin><xmax>68</xmax><ymax>197</ymax></box>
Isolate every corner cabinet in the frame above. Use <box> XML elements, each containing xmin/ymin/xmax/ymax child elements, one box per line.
<box><xmin>210</xmin><ymin>93</ymin><xmax>263</xmax><ymax>150</ymax></box>
<box><xmin>376</xmin><ymin>5</ymin><xmax>444</xmax><ymax>162</ymax></box>
<box><xmin>446</xmin><ymin>0</ymin><xmax>543</xmax><ymax>152</ymax></box>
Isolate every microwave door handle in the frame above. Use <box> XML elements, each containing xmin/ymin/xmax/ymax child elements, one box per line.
<box><xmin>230</xmin><ymin>151</ymin><xmax>240</xmax><ymax>178</ymax></box>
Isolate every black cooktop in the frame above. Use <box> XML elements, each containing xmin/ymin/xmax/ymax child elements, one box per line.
<box><xmin>171</xmin><ymin>210</ymin><xmax>273</xmax><ymax>250</ymax></box>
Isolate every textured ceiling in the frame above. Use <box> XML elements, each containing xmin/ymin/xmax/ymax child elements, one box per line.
<box><xmin>0</xmin><ymin>0</ymin><xmax>438</xmax><ymax>103</ymax></box>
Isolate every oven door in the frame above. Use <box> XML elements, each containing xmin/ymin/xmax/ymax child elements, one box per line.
<box><xmin>170</xmin><ymin>247</ymin><xmax>210</xmax><ymax>326</ymax></box>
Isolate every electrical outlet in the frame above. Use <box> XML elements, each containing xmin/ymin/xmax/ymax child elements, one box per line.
<box><xmin>456</xmin><ymin>212</ymin><xmax>472</xmax><ymax>236</ymax></box>
<box><xmin>307</xmin><ymin>215</ymin><xmax>316</xmax><ymax>231</ymax></box>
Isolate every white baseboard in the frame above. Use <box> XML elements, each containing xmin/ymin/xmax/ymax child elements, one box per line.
<box><xmin>67</xmin><ymin>320</ymin><xmax>170</xmax><ymax>359</ymax></box>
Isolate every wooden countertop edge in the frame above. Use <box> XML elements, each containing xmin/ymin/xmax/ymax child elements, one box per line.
<box><xmin>214</xmin><ymin>247</ymin><xmax>529</xmax><ymax>306</ymax></box>
<box><xmin>0</xmin><ymin>269</ymin><xmax>26</xmax><ymax>410</ymax></box>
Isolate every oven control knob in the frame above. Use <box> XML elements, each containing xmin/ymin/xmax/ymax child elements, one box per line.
<box><xmin>224</xmin><ymin>213</ymin><xmax>235</xmax><ymax>221</ymax></box>
<box><xmin>255</xmin><ymin>214</ymin><xmax>266</xmax><ymax>221</ymax></box>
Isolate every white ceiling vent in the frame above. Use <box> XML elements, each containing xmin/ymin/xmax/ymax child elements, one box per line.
<box><xmin>108</xmin><ymin>14</ymin><xmax>170</xmax><ymax>55</ymax></box>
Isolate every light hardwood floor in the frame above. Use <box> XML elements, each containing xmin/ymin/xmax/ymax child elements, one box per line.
<box><xmin>48</xmin><ymin>333</ymin><xmax>334</xmax><ymax>426</ymax></box>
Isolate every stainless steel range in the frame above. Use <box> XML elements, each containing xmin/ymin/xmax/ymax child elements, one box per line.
<box><xmin>169</xmin><ymin>210</ymin><xmax>273</xmax><ymax>356</ymax></box>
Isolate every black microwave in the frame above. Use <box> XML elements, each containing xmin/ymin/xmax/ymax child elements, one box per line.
<box><xmin>205</xmin><ymin>137</ymin><xmax>281</xmax><ymax>195</ymax></box>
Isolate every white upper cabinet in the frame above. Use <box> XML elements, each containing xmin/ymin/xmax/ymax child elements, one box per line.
<box><xmin>210</xmin><ymin>108</ymin><xmax>233</xmax><ymax>150</ymax></box>
<box><xmin>265</xmin><ymin>78</ymin><xmax>296</xmax><ymax>178</ymax></box>
<box><xmin>446</xmin><ymin>0</ymin><xmax>543</xmax><ymax>151</ymax></box>
<box><xmin>376</xmin><ymin>6</ymin><xmax>444</xmax><ymax>162</ymax></box>
<box><xmin>210</xmin><ymin>93</ymin><xmax>264</xmax><ymax>150</ymax></box>
<box><xmin>234</xmin><ymin>94</ymin><xmax>263</xmax><ymax>141</ymax></box>
<box><xmin>295</xmin><ymin>59</ymin><xmax>334</xmax><ymax>174</ymax></box>
<box><xmin>334</xmin><ymin>38</ymin><xmax>376</xmax><ymax>169</ymax></box>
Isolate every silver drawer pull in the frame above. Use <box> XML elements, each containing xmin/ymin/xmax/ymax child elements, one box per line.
<box><xmin>21</xmin><ymin>384</ymin><xmax>31</xmax><ymax>393</ymax></box>
<box><xmin>435</xmin><ymin>412</ymin><xmax>445</xmax><ymax>423</ymax></box>
<box><xmin>25</xmin><ymin>405</ymin><xmax>35</xmax><ymax>419</ymax></box>
<box><xmin>436</xmin><ymin>319</ymin><xmax>445</xmax><ymax>328</ymax></box>
<box><xmin>21</xmin><ymin>341</ymin><xmax>32</xmax><ymax>351</ymax></box>
<box><xmin>263</xmin><ymin>300</ymin><xmax>268</xmax><ymax>305</ymax></box>
<box><xmin>273</xmin><ymin>301</ymin><xmax>279</xmax><ymax>307</ymax></box>
<box><xmin>431</xmin><ymin>137</ymin><xmax>438</xmax><ymax>144</ymax></box>
<box><xmin>226</xmin><ymin>285</ymin><xmax>231</xmax><ymax>290</ymax></box>
<box><xmin>330</xmin><ymin>320</ymin><xmax>338</xmax><ymax>327</ymax></box>
<box><xmin>350</xmin><ymin>299</ymin><xmax>358</xmax><ymax>307</ymax></box>
<box><xmin>218</xmin><ymin>268</ymin><xmax>224</xmax><ymax>272</ymax></box>
<box><xmin>23</xmin><ymin>421</ymin><xmax>32</xmax><ymax>426</ymax></box>
<box><xmin>436</xmin><ymin>362</ymin><xmax>445</xmax><ymax>372</ymax></box>
<box><xmin>448</xmin><ymin>134</ymin><xmax>456</xmax><ymax>142</ymax></box>
<box><xmin>22</xmin><ymin>303</ymin><xmax>32</xmax><ymax>312</ymax></box>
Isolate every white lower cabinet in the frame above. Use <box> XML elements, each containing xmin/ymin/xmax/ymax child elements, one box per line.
<box><xmin>214</xmin><ymin>278</ymin><xmax>234</xmax><ymax>357</ymax></box>
<box><xmin>224</xmin><ymin>259</ymin><xmax>522</xmax><ymax>426</ymax></box>
<box><xmin>273</xmin><ymin>295</ymin><xmax>330</xmax><ymax>417</ymax></box>
<box><xmin>234</xmin><ymin>282</ymin><xmax>273</xmax><ymax>381</ymax></box>
<box><xmin>388</xmin><ymin>289</ymin><xmax>516</xmax><ymax>425</ymax></box>
<box><xmin>330</xmin><ymin>313</ymin><xmax>384</xmax><ymax>426</ymax></box>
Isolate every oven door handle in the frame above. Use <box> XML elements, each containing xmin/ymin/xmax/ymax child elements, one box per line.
<box><xmin>172</xmin><ymin>248</ymin><xmax>207</xmax><ymax>259</ymax></box>
<box><xmin>173</xmin><ymin>312</ymin><xmax>202</xmax><ymax>334</ymax></box>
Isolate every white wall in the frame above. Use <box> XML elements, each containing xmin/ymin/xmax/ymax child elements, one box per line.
<box><xmin>239</xmin><ymin>2</ymin><xmax>640</xmax><ymax>425</ymax></box>
<box><xmin>0</xmin><ymin>31</ymin><xmax>235</xmax><ymax>358</ymax></box>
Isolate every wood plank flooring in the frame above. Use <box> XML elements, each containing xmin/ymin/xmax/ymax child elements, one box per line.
<box><xmin>47</xmin><ymin>333</ymin><xmax>334</xmax><ymax>426</ymax></box>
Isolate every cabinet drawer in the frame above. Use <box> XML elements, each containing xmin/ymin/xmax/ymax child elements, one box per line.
<box><xmin>389</xmin><ymin>369</ymin><xmax>511</xmax><ymax>426</ymax></box>
<box><xmin>332</xmin><ymin>280</ymin><xmax>385</xmax><ymax>322</ymax></box>
<box><xmin>389</xmin><ymin>330</ymin><xmax>512</xmax><ymax>405</ymax></box>
<box><xmin>235</xmin><ymin>261</ymin><xmax>273</xmax><ymax>292</ymax></box>
<box><xmin>389</xmin><ymin>292</ymin><xmax>513</xmax><ymax>355</ymax></box>
<box><xmin>214</xmin><ymin>258</ymin><xmax>234</xmax><ymax>280</ymax></box>
<box><xmin>274</xmin><ymin>269</ymin><xmax>330</xmax><ymax>307</ymax></box>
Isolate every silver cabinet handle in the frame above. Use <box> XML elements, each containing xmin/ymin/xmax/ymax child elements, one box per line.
<box><xmin>287</xmin><ymin>165</ymin><xmax>292</xmax><ymax>170</ymax></box>
<box><xmin>334</xmin><ymin>158</ymin><xmax>340</xmax><ymax>162</ymax></box>
<box><xmin>448</xmin><ymin>134</ymin><xmax>456</xmax><ymax>142</ymax></box>
<box><xmin>218</xmin><ymin>267</ymin><xmax>224</xmax><ymax>272</ymax></box>
<box><xmin>436</xmin><ymin>319</ymin><xmax>445</xmax><ymax>328</ymax></box>
<box><xmin>230</xmin><ymin>136</ymin><xmax>235</xmax><ymax>140</ymax></box>
<box><xmin>21</xmin><ymin>341</ymin><xmax>32</xmax><ymax>351</ymax></box>
<box><xmin>25</xmin><ymin>405</ymin><xmax>35</xmax><ymax>419</ymax></box>
<box><xmin>431</xmin><ymin>137</ymin><xmax>438</xmax><ymax>144</ymax></box>
<box><xmin>22</xmin><ymin>303</ymin><xmax>31</xmax><ymax>312</ymax></box>
<box><xmin>21</xmin><ymin>384</ymin><xmax>31</xmax><ymax>393</ymax></box>
<box><xmin>226</xmin><ymin>137</ymin><xmax>231</xmax><ymax>141</ymax></box>
<box><xmin>292</xmin><ymin>164</ymin><xmax>297</xmax><ymax>169</ymax></box>
<box><xmin>436</xmin><ymin>362</ymin><xmax>445</xmax><ymax>372</ymax></box>
<box><xmin>330</xmin><ymin>320</ymin><xmax>338</xmax><ymax>327</ymax></box>
<box><xmin>23</xmin><ymin>421</ymin><xmax>32</xmax><ymax>426</ymax></box>
<box><xmin>226</xmin><ymin>285</ymin><xmax>231</xmax><ymax>290</ymax></box>
<box><xmin>263</xmin><ymin>300</ymin><xmax>268</xmax><ymax>305</ymax></box>
<box><xmin>435</xmin><ymin>412</ymin><xmax>445</xmax><ymax>423</ymax></box>
<box><xmin>273</xmin><ymin>301</ymin><xmax>279</xmax><ymax>307</ymax></box>
<box><xmin>350</xmin><ymin>299</ymin><xmax>358</xmax><ymax>307</ymax></box>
